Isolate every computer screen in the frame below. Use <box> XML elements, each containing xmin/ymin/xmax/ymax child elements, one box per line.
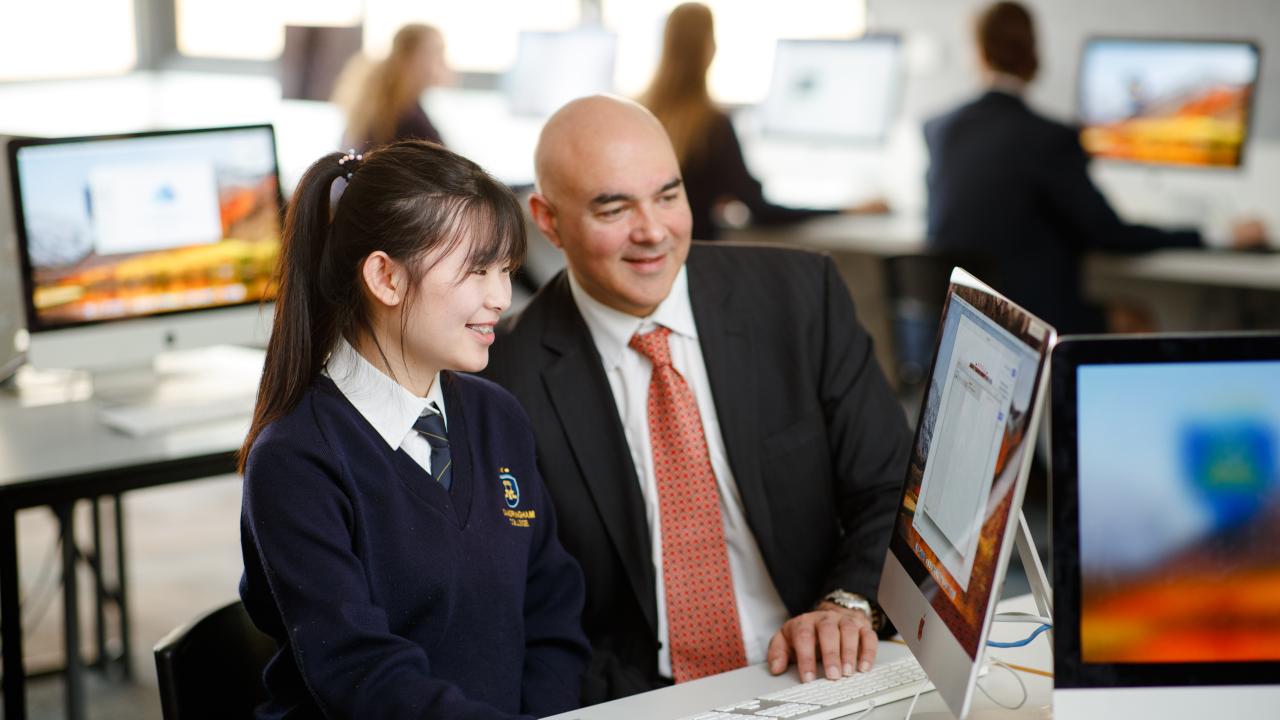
<box><xmin>758</xmin><ymin>36</ymin><xmax>901</xmax><ymax>143</ymax></box>
<box><xmin>6</xmin><ymin>124</ymin><xmax>282</xmax><ymax>370</ymax></box>
<box><xmin>504</xmin><ymin>29</ymin><xmax>617</xmax><ymax>118</ymax></box>
<box><xmin>1077</xmin><ymin>37</ymin><xmax>1261</xmax><ymax>167</ymax></box>
<box><xmin>1051</xmin><ymin>334</ymin><xmax>1280</xmax><ymax>717</ymax></box>
<box><xmin>880</xmin><ymin>268</ymin><xmax>1055</xmax><ymax>719</ymax></box>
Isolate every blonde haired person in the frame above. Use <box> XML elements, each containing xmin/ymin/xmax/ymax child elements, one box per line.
<box><xmin>640</xmin><ymin>3</ymin><xmax>885</xmax><ymax>240</ymax></box>
<box><xmin>336</xmin><ymin>24</ymin><xmax>451</xmax><ymax>150</ymax></box>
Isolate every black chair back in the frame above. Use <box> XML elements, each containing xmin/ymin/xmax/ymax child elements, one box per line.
<box><xmin>154</xmin><ymin>600</ymin><xmax>277</xmax><ymax>720</ymax></box>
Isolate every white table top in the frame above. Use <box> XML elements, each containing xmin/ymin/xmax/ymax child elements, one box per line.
<box><xmin>727</xmin><ymin>211</ymin><xmax>1280</xmax><ymax>293</ymax></box>
<box><xmin>0</xmin><ymin>346</ymin><xmax>258</xmax><ymax>490</ymax></box>
<box><xmin>548</xmin><ymin>593</ymin><xmax>1053</xmax><ymax>720</ymax></box>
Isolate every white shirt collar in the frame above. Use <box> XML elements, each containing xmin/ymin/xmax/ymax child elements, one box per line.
<box><xmin>988</xmin><ymin>72</ymin><xmax>1028</xmax><ymax>97</ymax></box>
<box><xmin>567</xmin><ymin>264</ymin><xmax>699</xmax><ymax>370</ymax></box>
<box><xmin>323</xmin><ymin>336</ymin><xmax>447</xmax><ymax>450</ymax></box>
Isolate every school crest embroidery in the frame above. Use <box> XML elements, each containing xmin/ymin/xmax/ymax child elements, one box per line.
<box><xmin>498</xmin><ymin>467</ymin><xmax>535</xmax><ymax>528</ymax></box>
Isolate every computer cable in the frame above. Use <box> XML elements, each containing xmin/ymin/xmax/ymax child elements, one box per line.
<box><xmin>976</xmin><ymin>659</ymin><xmax>1029</xmax><ymax>710</ymax></box>
<box><xmin>986</xmin><ymin>623</ymin><xmax>1052</xmax><ymax>648</ymax></box>
<box><xmin>899</xmin><ymin>679</ymin><xmax>928</xmax><ymax>720</ymax></box>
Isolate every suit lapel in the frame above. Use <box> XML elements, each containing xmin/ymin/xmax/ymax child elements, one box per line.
<box><xmin>540</xmin><ymin>276</ymin><xmax>658</xmax><ymax>633</ymax></box>
<box><xmin>687</xmin><ymin>248</ymin><xmax>777</xmax><ymax>556</ymax></box>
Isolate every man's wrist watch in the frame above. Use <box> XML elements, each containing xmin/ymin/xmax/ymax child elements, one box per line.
<box><xmin>821</xmin><ymin>590</ymin><xmax>884</xmax><ymax>632</ymax></box>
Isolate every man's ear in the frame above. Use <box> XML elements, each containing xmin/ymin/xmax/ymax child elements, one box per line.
<box><xmin>361</xmin><ymin>251</ymin><xmax>407</xmax><ymax>307</ymax></box>
<box><xmin>529</xmin><ymin>192</ymin><xmax>564</xmax><ymax>250</ymax></box>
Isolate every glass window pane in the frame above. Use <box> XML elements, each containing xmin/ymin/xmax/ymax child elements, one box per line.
<box><xmin>0</xmin><ymin>0</ymin><xmax>136</xmax><ymax>81</ymax></box>
<box><xmin>363</xmin><ymin>0</ymin><xmax>580</xmax><ymax>72</ymax></box>
<box><xmin>176</xmin><ymin>0</ymin><xmax>362</xmax><ymax>60</ymax></box>
<box><xmin>605</xmin><ymin>0</ymin><xmax>866</xmax><ymax>104</ymax></box>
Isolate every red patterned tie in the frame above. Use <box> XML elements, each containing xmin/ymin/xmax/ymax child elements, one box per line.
<box><xmin>629</xmin><ymin>326</ymin><xmax>748</xmax><ymax>682</ymax></box>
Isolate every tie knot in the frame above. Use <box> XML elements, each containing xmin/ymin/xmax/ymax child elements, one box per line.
<box><xmin>629</xmin><ymin>326</ymin><xmax>673</xmax><ymax>367</ymax></box>
<box><xmin>413</xmin><ymin>411</ymin><xmax>449</xmax><ymax>449</ymax></box>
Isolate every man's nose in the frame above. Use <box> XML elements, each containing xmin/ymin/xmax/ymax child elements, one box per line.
<box><xmin>630</xmin><ymin>203</ymin><xmax>665</xmax><ymax>244</ymax></box>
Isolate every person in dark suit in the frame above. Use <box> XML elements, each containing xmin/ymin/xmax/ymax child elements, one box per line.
<box><xmin>482</xmin><ymin>95</ymin><xmax>911</xmax><ymax>704</ymax></box>
<box><xmin>639</xmin><ymin>2</ymin><xmax>886</xmax><ymax>241</ymax></box>
<box><xmin>925</xmin><ymin>1</ymin><xmax>1266</xmax><ymax>334</ymax></box>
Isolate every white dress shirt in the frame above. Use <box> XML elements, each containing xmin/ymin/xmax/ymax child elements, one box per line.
<box><xmin>323</xmin><ymin>337</ymin><xmax>447</xmax><ymax>476</ymax></box>
<box><xmin>568</xmin><ymin>267</ymin><xmax>791</xmax><ymax>678</ymax></box>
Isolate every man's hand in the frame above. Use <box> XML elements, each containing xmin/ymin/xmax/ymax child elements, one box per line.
<box><xmin>1230</xmin><ymin>218</ymin><xmax>1268</xmax><ymax>250</ymax></box>
<box><xmin>765</xmin><ymin>603</ymin><xmax>878</xmax><ymax>682</ymax></box>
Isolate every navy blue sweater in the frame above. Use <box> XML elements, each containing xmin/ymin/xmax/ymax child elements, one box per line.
<box><xmin>240</xmin><ymin>372</ymin><xmax>589</xmax><ymax>719</ymax></box>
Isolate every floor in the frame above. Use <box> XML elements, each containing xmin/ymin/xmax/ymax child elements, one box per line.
<box><xmin>17</xmin><ymin>475</ymin><xmax>243</xmax><ymax>720</ymax></box>
<box><xmin>11</xmin><ymin>454</ymin><xmax>1053</xmax><ymax>720</ymax></box>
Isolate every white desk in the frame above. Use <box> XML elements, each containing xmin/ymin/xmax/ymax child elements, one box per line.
<box><xmin>727</xmin><ymin>212</ymin><xmax>1280</xmax><ymax>354</ymax></box>
<box><xmin>548</xmin><ymin>593</ymin><xmax>1053</xmax><ymax>720</ymax></box>
<box><xmin>0</xmin><ymin>349</ymin><xmax>258</xmax><ymax>720</ymax></box>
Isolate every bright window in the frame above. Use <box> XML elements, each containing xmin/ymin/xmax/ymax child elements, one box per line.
<box><xmin>176</xmin><ymin>0</ymin><xmax>580</xmax><ymax>72</ymax></box>
<box><xmin>176</xmin><ymin>0</ymin><xmax>363</xmax><ymax>60</ymax></box>
<box><xmin>0</xmin><ymin>0</ymin><xmax>136</xmax><ymax>81</ymax></box>
<box><xmin>362</xmin><ymin>0</ymin><xmax>580</xmax><ymax>72</ymax></box>
<box><xmin>604</xmin><ymin>0</ymin><xmax>867</xmax><ymax>105</ymax></box>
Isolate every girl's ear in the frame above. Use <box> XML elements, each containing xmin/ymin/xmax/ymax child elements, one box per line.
<box><xmin>361</xmin><ymin>251</ymin><xmax>408</xmax><ymax>307</ymax></box>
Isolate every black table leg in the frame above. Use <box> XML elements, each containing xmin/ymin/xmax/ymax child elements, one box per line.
<box><xmin>91</xmin><ymin>497</ymin><xmax>106</xmax><ymax>670</ymax></box>
<box><xmin>114</xmin><ymin>494</ymin><xmax>132</xmax><ymax>680</ymax></box>
<box><xmin>1</xmin><ymin>505</ymin><xmax>27</xmax><ymax>719</ymax></box>
<box><xmin>55</xmin><ymin>502</ymin><xmax>86</xmax><ymax>720</ymax></box>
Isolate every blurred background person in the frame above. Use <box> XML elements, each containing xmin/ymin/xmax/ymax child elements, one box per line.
<box><xmin>336</xmin><ymin>23</ymin><xmax>452</xmax><ymax>150</ymax></box>
<box><xmin>924</xmin><ymin>1</ymin><xmax>1267</xmax><ymax>334</ymax></box>
<box><xmin>639</xmin><ymin>2</ymin><xmax>887</xmax><ymax>242</ymax></box>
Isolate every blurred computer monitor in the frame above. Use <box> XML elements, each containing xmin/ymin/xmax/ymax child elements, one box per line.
<box><xmin>0</xmin><ymin>143</ymin><xmax>24</xmax><ymax>381</ymax></box>
<box><xmin>280</xmin><ymin>24</ymin><xmax>364</xmax><ymax>102</ymax></box>
<box><xmin>758</xmin><ymin>36</ymin><xmax>902</xmax><ymax>144</ymax></box>
<box><xmin>879</xmin><ymin>267</ymin><xmax>1056</xmax><ymax>719</ymax></box>
<box><xmin>504</xmin><ymin>29</ymin><xmax>617</xmax><ymax>118</ymax></box>
<box><xmin>1051</xmin><ymin>334</ymin><xmax>1280</xmax><ymax>719</ymax></box>
<box><xmin>5</xmin><ymin>124</ymin><xmax>282</xmax><ymax>372</ymax></box>
<box><xmin>1078</xmin><ymin>37</ymin><xmax>1261</xmax><ymax>168</ymax></box>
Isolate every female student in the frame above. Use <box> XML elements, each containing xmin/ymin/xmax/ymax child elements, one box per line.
<box><xmin>238</xmin><ymin>140</ymin><xmax>589</xmax><ymax>719</ymax></box>
<box><xmin>337</xmin><ymin>24</ymin><xmax>451</xmax><ymax>149</ymax></box>
<box><xmin>639</xmin><ymin>2</ymin><xmax>887</xmax><ymax>240</ymax></box>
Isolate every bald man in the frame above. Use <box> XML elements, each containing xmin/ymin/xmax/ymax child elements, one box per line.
<box><xmin>482</xmin><ymin>96</ymin><xmax>910</xmax><ymax>704</ymax></box>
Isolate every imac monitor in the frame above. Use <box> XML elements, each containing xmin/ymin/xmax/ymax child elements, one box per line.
<box><xmin>758</xmin><ymin>36</ymin><xmax>901</xmax><ymax>143</ymax></box>
<box><xmin>879</xmin><ymin>268</ymin><xmax>1056</xmax><ymax>719</ymax></box>
<box><xmin>1051</xmin><ymin>334</ymin><xmax>1280</xmax><ymax>719</ymax></box>
<box><xmin>504</xmin><ymin>29</ymin><xmax>618</xmax><ymax>118</ymax></box>
<box><xmin>6</xmin><ymin>124</ymin><xmax>282</xmax><ymax>372</ymax></box>
<box><xmin>1078</xmin><ymin>37</ymin><xmax>1261</xmax><ymax>167</ymax></box>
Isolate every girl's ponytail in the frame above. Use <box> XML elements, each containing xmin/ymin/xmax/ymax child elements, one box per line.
<box><xmin>239</xmin><ymin>152</ymin><xmax>349</xmax><ymax>472</ymax></box>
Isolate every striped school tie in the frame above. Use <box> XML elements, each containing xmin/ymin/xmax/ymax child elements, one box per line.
<box><xmin>413</xmin><ymin>407</ymin><xmax>452</xmax><ymax>490</ymax></box>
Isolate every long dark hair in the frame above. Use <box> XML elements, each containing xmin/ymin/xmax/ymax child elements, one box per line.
<box><xmin>238</xmin><ymin>140</ymin><xmax>525</xmax><ymax>472</ymax></box>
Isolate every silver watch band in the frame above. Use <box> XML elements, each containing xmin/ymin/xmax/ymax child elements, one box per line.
<box><xmin>822</xmin><ymin>590</ymin><xmax>886</xmax><ymax>632</ymax></box>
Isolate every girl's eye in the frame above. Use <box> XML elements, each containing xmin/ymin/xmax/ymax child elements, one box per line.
<box><xmin>471</xmin><ymin>268</ymin><xmax>487</xmax><ymax>276</ymax></box>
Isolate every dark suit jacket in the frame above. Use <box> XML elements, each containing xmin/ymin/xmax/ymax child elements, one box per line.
<box><xmin>924</xmin><ymin>90</ymin><xmax>1201</xmax><ymax>334</ymax></box>
<box><xmin>482</xmin><ymin>243</ymin><xmax>911</xmax><ymax>704</ymax></box>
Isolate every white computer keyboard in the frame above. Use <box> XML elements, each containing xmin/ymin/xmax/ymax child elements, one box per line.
<box><xmin>679</xmin><ymin>657</ymin><xmax>933</xmax><ymax>720</ymax></box>
<box><xmin>96</xmin><ymin>395</ymin><xmax>254</xmax><ymax>436</ymax></box>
